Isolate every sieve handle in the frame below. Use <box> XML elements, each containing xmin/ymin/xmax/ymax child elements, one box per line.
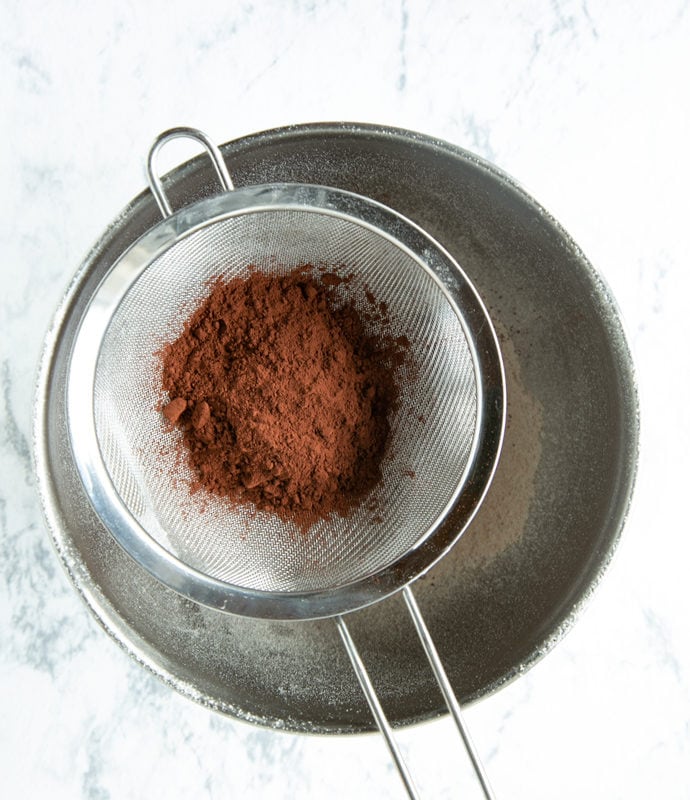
<box><xmin>336</xmin><ymin>586</ymin><xmax>497</xmax><ymax>799</ymax></box>
<box><xmin>146</xmin><ymin>127</ymin><xmax>234</xmax><ymax>218</ymax></box>
<box><xmin>402</xmin><ymin>586</ymin><xmax>497</xmax><ymax>799</ymax></box>
<box><xmin>336</xmin><ymin>615</ymin><xmax>421</xmax><ymax>799</ymax></box>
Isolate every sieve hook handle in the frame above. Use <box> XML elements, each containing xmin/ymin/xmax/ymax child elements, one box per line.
<box><xmin>146</xmin><ymin>127</ymin><xmax>234</xmax><ymax>218</ymax></box>
<box><xmin>336</xmin><ymin>586</ymin><xmax>497</xmax><ymax>800</ymax></box>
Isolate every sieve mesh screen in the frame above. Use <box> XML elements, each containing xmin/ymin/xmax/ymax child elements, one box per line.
<box><xmin>93</xmin><ymin>208</ymin><xmax>478</xmax><ymax>593</ymax></box>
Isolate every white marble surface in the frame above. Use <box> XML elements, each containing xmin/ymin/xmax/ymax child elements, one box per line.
<box><xmin>2</xmin><ymin>0</ymin><xmax>689</xmax><ymax>797</ymax></box>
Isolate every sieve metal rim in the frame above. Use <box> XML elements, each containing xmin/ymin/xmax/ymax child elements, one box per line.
<box><xmin>66</xmin><ymin>182</ymin><xmax>505</xmax><ymax>620</ymax></box>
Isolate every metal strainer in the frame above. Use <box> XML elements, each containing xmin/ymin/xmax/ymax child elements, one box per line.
<box><xmin>67</xmin><ymin>128</ymin><xmax>505</xmax><ymax>798</ymax></box>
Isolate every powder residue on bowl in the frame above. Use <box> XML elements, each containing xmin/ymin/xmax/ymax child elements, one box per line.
<box><xmin>158</xmin><ymin>265</ymin><xmax>407</xmax><ymax>530</ymax></box>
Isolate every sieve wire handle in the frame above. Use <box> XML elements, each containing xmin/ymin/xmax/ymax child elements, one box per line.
<box><xmin>336</xmin><ymin>586</ymin><xmax>497</xmax><ymax>800</ymax></box>
<box><xmin>146</xmin><ymin>127</ymin><xmax>234</xmax><ymax>218</ymax></box>
<box><xmin>336</xmin><ymin>615</ymin><xmax>421</xmax><ymax>799</ymax></box>
<box><xmin>402</xmin><ymin>586</ymin><xmax>497</xmax><ymax>798</ymax></box>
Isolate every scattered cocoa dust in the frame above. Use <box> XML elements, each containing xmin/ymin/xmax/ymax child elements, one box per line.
<box><xmin>448</xmin><ymin>327</ymin><xmax>543</xmax><ymax>567</ymax></box>
<box><xmin>158</xmin><ymin>266</ymin><xmax>407</xmax><ymax>530</ymax></box>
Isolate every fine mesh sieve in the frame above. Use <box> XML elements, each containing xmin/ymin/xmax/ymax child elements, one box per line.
<box><xmin>67</xmin><ymin>128</ymin><xmax>505</xmax><ymax>799</ymax></box>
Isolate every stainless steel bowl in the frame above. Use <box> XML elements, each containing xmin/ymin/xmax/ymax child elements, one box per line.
<box><xmin>34</xmin><ymin>123</ymin><xmax>639</xmax><ymax>733</ymax></box>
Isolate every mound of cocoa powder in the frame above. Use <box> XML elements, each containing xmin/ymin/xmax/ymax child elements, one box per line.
<box><xmin>159</xmin><ymin>266</ymin><xmax>406</xmax><ymax>530</ymax></box>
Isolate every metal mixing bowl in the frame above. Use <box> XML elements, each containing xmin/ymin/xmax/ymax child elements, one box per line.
<box><xmin>34</xmin><ymin>123</ymin><xmax>638</xmax><ymax>733</ymax></box>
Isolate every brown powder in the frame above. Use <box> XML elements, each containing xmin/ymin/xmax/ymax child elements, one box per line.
<box><xmin>159</xmin><ymin>266</ymin><xmax>405</xmax><ymax>530</ymax></box>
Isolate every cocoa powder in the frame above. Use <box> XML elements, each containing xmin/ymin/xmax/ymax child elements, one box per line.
<box><xmin>159</xmin><ymin>266</ymin><xmax>405</xmax><ymax>529</ymax></box>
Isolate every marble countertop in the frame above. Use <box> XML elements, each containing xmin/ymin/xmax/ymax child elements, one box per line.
<box><xmin>2</xmin><ymin>1</ymin><xmax>689</xmax><ymax>797</ymax></box>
